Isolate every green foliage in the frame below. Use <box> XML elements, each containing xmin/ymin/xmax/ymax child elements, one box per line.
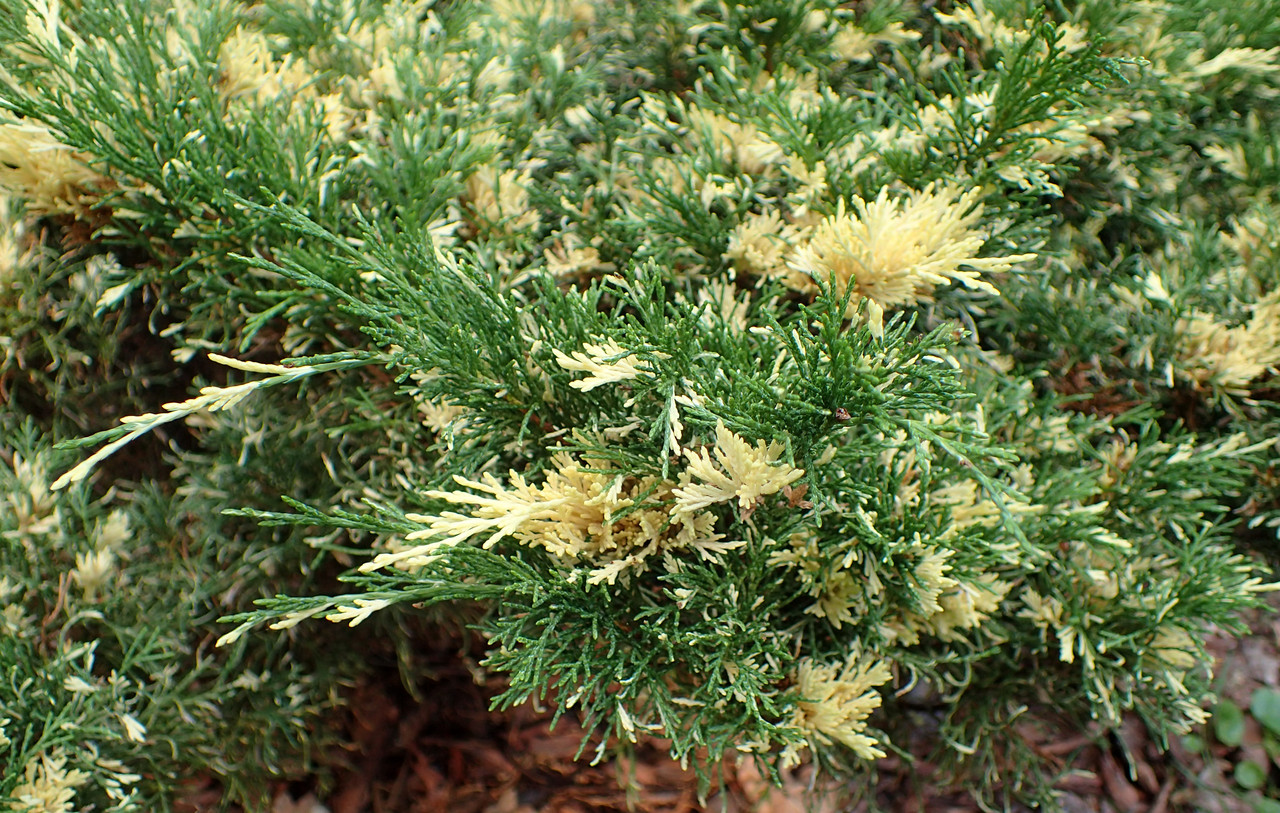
<box><xmin>1254</xmin><ymin>689</ymin><xmax>1280</xmax><ymax>737</ymax></box>
<box><xmin>2</xmin><ymin>0</ymin><xmax>1278</xmax><ymax>810</ymax></box>
<box><xmin>1216</xmin><ymin>700</ymin><xmax>1247</xmax><ymax>748</ymax></box>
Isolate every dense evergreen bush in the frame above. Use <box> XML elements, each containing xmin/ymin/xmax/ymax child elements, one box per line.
<box><xmin>2</xmin><ymin>0</ymin><xmax>1278</xmax><ymax>809</ymax></box>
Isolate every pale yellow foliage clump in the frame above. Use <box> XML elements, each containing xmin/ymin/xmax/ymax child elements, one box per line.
<box><xmin>782</xmin><ymin>156</ymin><xmax>829</xmax><ymax>214</ymax></box>
<box><xmin>70</xmin><ymin>510</ymin><xmax>131</xmax><ymax>599</ymax></box>
<box><xmin>5</xmin><ymin>749</ymin><xmax>89</xmax><ymax>813</ymax></box>
<box><xmin>782</xmin><ymin>649</ymin><xmax>893</xmax><ymax>768</ymax></box>
<box><xmin>673</xmin><ymin>421</ymin><xmax>804</xmax><ymax>516</ymax></box>
<box><xmin>544</xmin><ymin>235</ymin><xmax>612</xmax><ymax>278</ymax></box>
<box><xmin>933</xmin><ymin>0</ymin><xmax>1026</xmax><ymax>52</ymax></box>
<box><xmin>1148</xmin><ymin>626</ymin><xmax>1197</xmax><ymax>671</ymax></box>
<box><xmin>70</xmin><ymin>548</ymin><xmax>116</xmax><ymax>597</ymax></box>
<box><xmin>884</xmin><ymin>569</ymin><xmax>1012</xmax><ymax>646</ymax></box>
<box><xmin>1176</xmin><ymin>295</ymin><xmax>1280</xmax><ymax>394</ymax></box>
<box><xmin>810</xmin><ymin>570</ymin><xmax>864</xmax><ymax>629</ymax></box>
<box><xmin>934</xmin><ymin>1</ymin><xmax>1088</xmax><ymax>55</ymax></box>
<box><xmin>725</xmin><ymin>210</ymin><xmax>809</xmax><ymax>278</ymax></box>
<box><xmin>334</xmin><ymin>0</ymin><xmax>443</xmax><ymax>102</ymax></box>
<box><xmin>6</xmin><ymin>451</ymin><xmax>58</xmax><ymax>537</ymax></box>
<box><xmin>487</xmin><ymin>0</ymin><xmax>597</xmax><ymax>40</ymax></box>
<box><xmin>418</xmin><ymin>399</ymin><xmax>467</xmax><ymax>434</ymax></box>
<box><xmin>767</xmin><ymin>529</ymin><xmax>882</xmax><ymax>631</ymax></box>
<box><xmin>683</xmin><ymin>105</ymin><xmax>784</xmax><ymax>176</ymax></box>
<box><xmin>783</xmin><ymin>185</ymin><xmax>1035</xmax><ymax>336</ymax></box>
<box><xmin>832</xmin><ymin>21</ymin><xmax>920</xmax><ymax>62</ymax></box>
<box><xmin>370</xmin><ymin>424</ymin><xmax>803</xmax><ymax>585</ymax></box>
<box><xmin>0</xmin><ymin>196</ymin><xmax>22</xmax><ymax>282</ymax></box>
<box><xmin>218</xmin><ymin>26</ymin><xmax>355</xmax><ymax>139</ymax></box>
<box><xmin>0</xmin><ymin>121</ymin><xmax>111</xmax><ymax>218</ymax></box>
<box><xmin>930</xmin><ymin>478</ymin><xmax>1041</xmax><ymax>541</ymax></box>
<box><xmin>552</xmin><ymin>339</ymin><xmax>668</xmax><ymax>391</ymax></box>
<box><xmin>379</xmin><ymin>453</ymin><xmax>725</xmax><ymax>585</ymax></box>
<box><xmin>461</xmin><ymin>166</ymin><xmax>541</xmax><ymax>237</ymax></box>
<box><xmin>920</xmin><ymin>573</ymin><xmax>1012</xmax><ymax>641</ymax></box>
<box><xmin>9</xmin><ymin>0</ymin><xmax>85</xmax><ymax>73</ymax></box>
<box><xmin>697</xmin><ymin>280</ymin><xmax>751</xmax><ymax>333</ymax></box>
<box><xmin>1018</xmin><ymin>587</ymin><xmax>1065</xmax><ymax>637</ymax></box>
<box><xmin>1188</xmin><ymin>46</ymin><xmax>1280</xmax><ymax>78</ymax></box>
<box><xmin>218</xmin><ymin>27</ymin><xmax>313</xmax><ymax>102</ymax></box>
<box><xmin>903</xmin><ymin>542</ymin><xmax>959</xmax><ymax>617</ymax></box>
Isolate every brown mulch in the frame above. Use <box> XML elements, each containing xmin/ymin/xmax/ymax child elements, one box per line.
<box><xmin>196</xmin><ymin>593</ymin><xmax>1280</xmax><ymax>813</ymax></box>
<box><xmin>301</xmin><ymin>659</ymin><xmax>767</xmax><ymax>813</ymax></box>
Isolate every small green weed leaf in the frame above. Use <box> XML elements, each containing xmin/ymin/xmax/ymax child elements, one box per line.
<box><xmin>1251</xmin><ymin>796</ymin><xmax>1280</xmax><ymax>813</ymax></box>
<box><xmin>1252</xmin><ymin>689</ymin><xmax>1280</xmax><ymax>737</ymax></box>
<box><xmin>1264</xmin><ymin>731</ymin><xmax>1280</xmax><ymax>763</ymax></box>
<box><xmin>1216</xmin><ymin>700</ymin><xmax>1246</xmax><ymax>747</ymax></box>
<box><xmin>1235</xmin><ymin>760</ymin><xmax>1268</xmax><ymax>791</ymax></box>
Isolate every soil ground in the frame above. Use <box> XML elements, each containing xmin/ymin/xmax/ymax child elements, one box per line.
<box><xmin>216</xmin><ymin>592</ymin><xmax>1280</xmax><ymax>813</ymax></box>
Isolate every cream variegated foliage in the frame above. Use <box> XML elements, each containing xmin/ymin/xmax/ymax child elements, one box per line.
<box><xmin>682</xmin><ymin>103</ymin><xmax>785</xmax><ymax>176</ymax></box>
<box><xmin>1176</xmin><ymin>294</ymin><xmax>1280</xmax><ymax>393</ymax></box>
<box><xmin>5</xmin><ymin>749</ymin><xmax>89</xmax><ymax>813</ymax></box>
<box><xmin>373</xmin><ymin>423</ymin><xmax>802</xmax><ymax>585</ymax></box>
<box><xmin>217</xmin><ymin>25</ymin><xmax>355</xmax><ymax>139</ymax></box>
<box><xmin>673</xmin><ymin>421</ymin><xmax>804</xmax><ymax>516</ymax></box>
<box><xmin>725</xmin><ymin>210</ymin><xmax>810</xmax><ymax>278</ymax></box>
<box><xmin>380</xmin><ymin>450</ymin><xmax>726</xmax><ymax>585</ymax></box>
<box><xmin>461</xmin><ymin>165</ymin><xmax>541</xmax><ymax>237</ymax></box>
<box><xmin>7</xmin><ymin>0</ymin><xmax>1278</xmax><ymax>799</ymax></box>
<box><xmin>552</xmin><ymin>338</ymin><xmax>669</xmax><ymax>391</ymax></box>
<box><xmin>782</xmin><ymin>648</ymin><xmax>893</xmax><ymax>767</ymax></box>
<box><xmin>0</xmin><ymin>120</ymin><xmax>112</xmax><ymax>218</ymax></box>
<box><xmin>782</xmin><ymin>184</ymin><xmax>1035</xmax><ymax>336</ymax></box>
